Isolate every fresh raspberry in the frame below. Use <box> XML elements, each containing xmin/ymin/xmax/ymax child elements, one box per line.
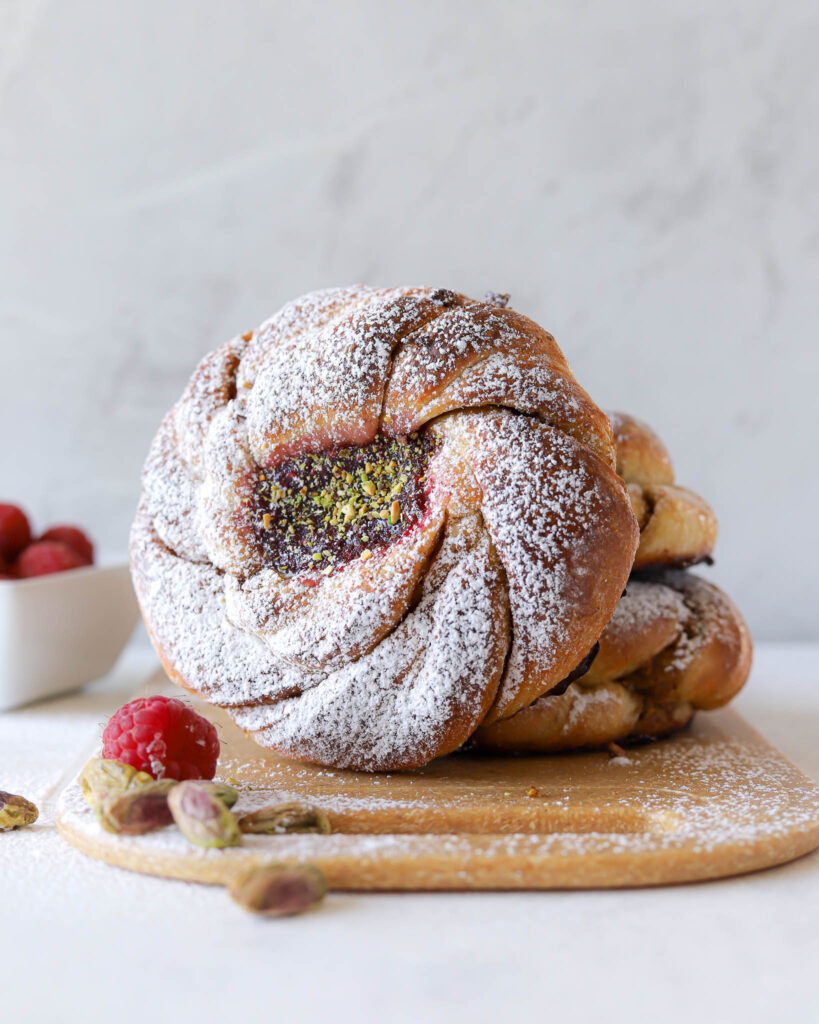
<box><xmin>101</xmin><ymin>695</ymin><xmax>220</xmax><ymax>781</ymax></box>
<box><xmin>14</xmin><ymin>540</ymin><xmax>87</xmax><ymax>578</ymax></box>
<box><xmin>0</xmin><ymin>572</ymin><xmax>16</xmax><ymax>581</ymax></box>
<box><xmin>0</xmin><ymin>504</ymin><xmax>32</xmax><ymax>562</ymax></box>
<box><xmin>40</xmin><ymin>525</ymin><xmax>95</xmax><ymax>564</ymax></box>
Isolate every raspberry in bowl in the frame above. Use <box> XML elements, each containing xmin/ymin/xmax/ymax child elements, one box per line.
<box><xmin>15</xmin><ymin>540</ymin><xmax>89</xmax><ymax>578</ymax></box>
<box><xmin>0</xmin><ymin>504</ymin><xmax>139</xmax><ymax>710</ymax></box>
<box><xmin>0</xmin><ymin>504</ymin><xmax>32</xmax><ymax>564</ymax></box>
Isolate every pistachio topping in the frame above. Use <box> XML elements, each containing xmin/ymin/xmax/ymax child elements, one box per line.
<box><xmin>251</xmin><ymin>432</ymin><xmax>438</xmax><ymax>575</ymax></box>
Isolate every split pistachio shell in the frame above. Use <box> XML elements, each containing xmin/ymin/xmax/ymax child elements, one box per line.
<box><xmin>238</xmin><ymin>802</ymin><xmax>331</xmax><ymax>835</ymax></box>
<box><xmin>80</xmin><ymin>758</ymin><xmax>155</xmax><ymax>808</ymax></box>
<box><xmin>0</xmin><ymin>791</ymin><xmax>39</xmax><ymax>830</ymax></box>
<box><xmin>229</xmin><ymin>863</ymin><xmax>327</xmax><ymax>917</ymax></box>
<box><xmin>197</xmin><ymin>780</ymin><xmax>240</xmax><ymax>809</ymax></box>
<box><xmin>97</xmin><ymin>779</ymin><xmax>177</xmax><ymax>835</ymax></box>
<box><xmin>168</xmin><ymin>781</ymin><xmax>241</xmax><ymax>849</ymax></box>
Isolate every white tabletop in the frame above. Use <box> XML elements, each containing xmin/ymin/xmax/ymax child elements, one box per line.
<box><xmin>2</xmin><ymin>641</ymin><xmax>818</xmax><ymax>1024</ymax></box>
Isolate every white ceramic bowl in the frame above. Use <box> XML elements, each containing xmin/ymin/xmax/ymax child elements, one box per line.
<box><xmin>0</xmin><ymin>563</ymin><xmax>140</xmax><ymax>711</ymax></box>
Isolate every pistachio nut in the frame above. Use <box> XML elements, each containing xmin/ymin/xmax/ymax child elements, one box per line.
<box><xmin>238</xmin><ymin>802</ymin><xmax>331</xmax><ymax>835</ymax></box>
<box><xmin>229</xmin><ymin>863</ymin><xmax>327</xmax><ymax>917</ymax></box>
<box><xmin>97</xmin><ymin>779</ymin><xmax>177</xmax><ymax>835</ymax></box>
<box><xmin>197</xmin><ymin>780</ymin><xmax>239</xmax><ymax>809</ymax></box>
<box><xmin>168</xmin><ymin>781</ymin><xmax>241</xmax><ymax>849</ymax></box>
<box><xmin>80</xmin><ymin>758</ymin><xmax>155</xmax><ymax>809</ymax></box>
<box><xmin>0</xmin><ymin>791</ymin><xmax>39</xmax><ymax>831</ymax></box>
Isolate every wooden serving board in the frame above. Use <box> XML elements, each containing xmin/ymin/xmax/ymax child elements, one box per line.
<box><xmin>57</xmin><ymin>678</ymin><xmax>819</xmax><ymax>890</ymax></box>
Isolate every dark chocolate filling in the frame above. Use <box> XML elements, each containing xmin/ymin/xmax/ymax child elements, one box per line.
<box><xmin>251</xmin><ymin>432</ymin><xmax>438</xmax><ymax>576</ymax></box>
<box><xmin>541</xmin><ymin>642</ymin><xmax>601</xmax><ymax>698</ymax></box>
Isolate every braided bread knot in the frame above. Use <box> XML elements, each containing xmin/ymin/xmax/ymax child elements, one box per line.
<box><xmin>474</xmin><ymin>571</ymin><xmax>752</xmax><ymax>752</ymax></box>
<box><xmin>132</xmin><ymin>286</ymin><xmax>639</xmax><ymax>770</ymax></box>
<box><xmin>474</xmin><ymin>414</ymin><xmax>751</xmax><ymax>754</ymax></box>
<box><xmin>610</xmin><ymin>412</ymin><xmax>718</xmax><ymax>570</ymax></box>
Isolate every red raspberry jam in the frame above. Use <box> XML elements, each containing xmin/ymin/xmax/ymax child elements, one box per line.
<box><xmin>252</xmin><ymin>432</ymin><xmax>438</xmax><ymax>575</ymax></box>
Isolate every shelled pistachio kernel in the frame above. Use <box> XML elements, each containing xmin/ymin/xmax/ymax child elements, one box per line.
<box><xmin>97</xmin><ymin>779</ymin><xmax>177</xmax><ymax>835</ymax></box>
<box><xmin>0</xmin><ymin>791</ymin><xmax>39</xmax><ymax>830</ymax></box>
<box><xmin>238</xmin><ymin>803</ymin><xmax>331</xmax><ymax>835</ymax></box>
<box><xmin>229</xmin><ymin>863</ymin><xmax>327</xmax><ymax>917</ymax></box>
<box><xmin>80</xmin><ymin>758</ymin><xmax>155</xmax><ymax>808</ymax></box>
<box><xmin>168</xmin><ymin>781</ymin><xmax>241</xmax><ymax>849</ymax></box>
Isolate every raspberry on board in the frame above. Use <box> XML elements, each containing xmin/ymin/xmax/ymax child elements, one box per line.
<box><xmin>0</xmin><ymin>504</ymin><xmax>32</xmax><ymax>562</ymax></box>
<box><xmin>101</xmin><ymin>695</ymin><xmax>220</xmax><ymax>781</ymax></box>
<box><xmin>14</xmin><ymin>540</ymin><xmax>87</xmax><ymax>578</ymax></box>
<box><xmin>40</xmin><ymin>525</ymin><xmax>94</xmax><ymax>564</ymax></box>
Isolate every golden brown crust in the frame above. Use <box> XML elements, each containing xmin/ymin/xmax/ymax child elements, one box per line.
<box><xmin>472</xmin><ymin>572</ymin><xmax>752</xmax><ymax>753</ymax></box>
<box><xmin>626</xmin><ymin>571</ymin><xmax>753</xmax><ymax>710</ymax></box>
<box><xmin>385</xmin><ymin>304</ymin><xmax>616</xmax><ymax>469</ymax></box>
<box><xmin>630</xmin><ymin>699</ymin><xmax>695</xmax><ymax>741</ymax></box>
<box><xmin>630</xmin><ymin>484</ymin><xmax>718</xmax><ymax>570</ymax></box>
<box><xmin>432</xmin><ymin>410</ymin><xmax>639</xmax><ymax>723</ymax></box>
<box><xmin>610</xmin><ymin>411</ymin><xmax>674</xmax><ymax>487</ymax></box>
<box><xmin>611</xmin><ymin>412</ymin><xmax>718</xmax><ymax>570</ymax></box>
<box><xmin>230</xmin><ymin>511</ymin><xmax>513</xmax><ymax>770</ymax></box>
<box><xmin>582</xmin><ymin>585</ymin><xmax>681</xmax><ymax>686</ymax></box>
<box><xmin>131</xmin><ymin>286</ymin><xmax>636</xmax><ymax>771</ymax></box>
<box><xmin>471</xmin><ymin>681</ymin><xmax>644</xmax><ymax>753</ymax></box>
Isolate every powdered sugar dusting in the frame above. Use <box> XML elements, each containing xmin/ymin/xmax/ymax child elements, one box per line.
<box><xmin>224</xmin><ymin>500</ymin><xmax>446</xmax><ymax>672</ymax></box>
<box><xmin>245</xmin><ymin>288</ymin><xmax>464</xmax><ymax>462</ymax></box>
<box><xmin>230</xmin><ymin>515</ymin><xmax>508</xmax><ymax>770</ymax></box>
<box><xmin>131</xmin><ymin>285</ymin><xmax>633</xmax><ymax>770</ymax></box>
<box><xmin>384</xmin><ymin>305</ymin><xmax>611</xmax><ymax>463</ymax></box>
<box><xmin>142</xmin><ymin>413</ymin><xmax>209</xmax><ymax>563</ymax></box>
<box><xmin>475</xmin><ymin>568</ymin><xmax>751</xmax><ymax>753</ymax></box>
<box><xmin>462</xmin><ymin>411</ymin><xmax>636</xmax><ymax>718</ymax></box>
<box><xmin>131</xmin><ymin>513</ymin><xmax>307</xmax><ymax>708</ymax></box>
<box><xmin>57</xmin><ymin>709</ymin><xmax>819</xmax><ymax>887</ymax></box>
<box><xmin>611</xmin><ymin>579</ymin><xmax>689</xmax><ymax>636</ymax></box>
<box><xmin>660</xmin><ymin>572</ymin><xmax>732</xmax><ymax>673</ymax></box>
<box><xmin>564</xmin><ymin>684</ymin><xmax>619</xmax><ymax>729</ymax></box>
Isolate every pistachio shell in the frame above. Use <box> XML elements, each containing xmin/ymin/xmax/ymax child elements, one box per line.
<box><xmin>229</xmin><ymin>863</ymin><xmax>327</xmax><ymax>917</ymax></box>
<box><xmin>0</xmin><ymin>791</ymin><xmax>39</xmax><ymax>830</ymax></box>
<box><xmin>197</xmin><ymin>781</ymin><xmax>239</xmax><ymax>809</ymax></box>
<box><xmin>80</xmin><ymin>759</ymin><xmax>155</xmax><ymax>808</ymax></box>
<box><xmin>238</xmin><ymin>803</ymin><xmax>331</xmax><ymax>835</ymax></box>
<box><xmin>168</xmin><ymin>781</ymin><xmax>241</xmax><ymax>849</ymax></box>
<box><xmin>97</xmin><ymin>779</ymin><xmax>177</xmax><ymax>835</ymax></box>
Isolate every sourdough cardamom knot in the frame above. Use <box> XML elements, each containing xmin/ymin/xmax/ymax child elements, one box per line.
<box><xmin>131</xmin><ymin>287</ymin><xmax>638</xmax><ymax>770</ymax></box>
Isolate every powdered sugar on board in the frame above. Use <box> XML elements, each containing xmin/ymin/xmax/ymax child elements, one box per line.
<box><xmin>56</xmin><ymin>707</ymin><xmax>819</xmax><ymax>889</ymax></box>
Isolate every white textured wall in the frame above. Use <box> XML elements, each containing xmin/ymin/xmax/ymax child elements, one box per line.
<box><xmin>1</xmin><ymin>1</ymin><xmax>817</xmax><ymax>639</ymax></box>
